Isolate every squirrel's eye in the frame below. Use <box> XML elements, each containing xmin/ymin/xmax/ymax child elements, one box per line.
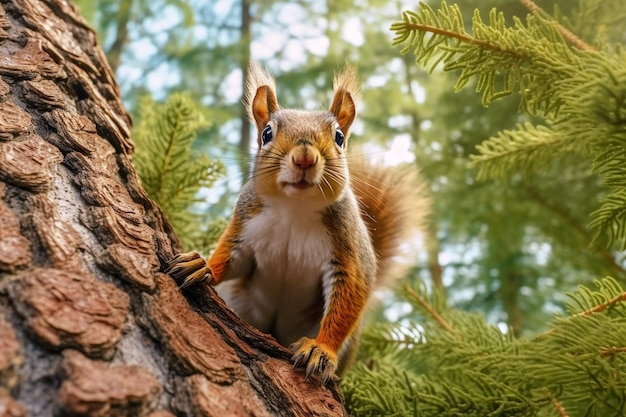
<box><xmin>261</xmin><ymin>125</ymin><xmax>273</xmax><ymax>145</ymax></box>
<box><xmin>335</xmin><ymin>129</ymin><xmax>345</xmax><ymax>147</ymax></box>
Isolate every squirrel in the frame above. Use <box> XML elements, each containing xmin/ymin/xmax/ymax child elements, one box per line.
<box><xmin>165</xmin><ymin>62</ymin><xmax>428</xmax><ymax>384</ymax></box>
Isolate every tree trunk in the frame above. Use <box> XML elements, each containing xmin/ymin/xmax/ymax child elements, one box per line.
<box><xmin>105</xmin><ymin>0</ymin><xmax>132</xmax><ymax>74</ymax></box>
<box><xmin>238</xmin><ymin>0</ymin><xmax>252</xmax><ymax>184</ymax></box>
<box><xmin>0</xmin><ymin>1</ymin><xmax>347</xmax><ymax>416</ymax></box>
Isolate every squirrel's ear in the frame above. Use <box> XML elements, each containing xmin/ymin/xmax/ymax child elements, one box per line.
<box><xmin>330</xmin><ymin>64</ymin><xmax>360</xmax><ymax>135</ymax></box>
<box><xmin>251</xmin><ymin>85</ymin><xmax>278</xmax><ymax>127</ymax></box>
<box><xmin>244</xmin><ymin>62</ymin><xmax>278</xmax><ymax>131</ymax></box>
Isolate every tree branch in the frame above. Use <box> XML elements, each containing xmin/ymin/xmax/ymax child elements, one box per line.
<box><xmin>518</xmin><ymin>0</ymin><xmax>595</xmax><ymax>52</ymax></box>
<box><xmin>404</xmin><ymin>285</ymin><xmax>454</xmax><ymax>332</ymax></box>
<box><xmin>548</xmin><ymin>393</ymin><xmax>570</xmax><ymax>417</ymax></box>
<box><xmin>106</xmin><ymin>0</ymin><xmax>133</xmax><ymax>73</ymax></box>
<box><xmin>575</xmin><ymin>290</ymin><xmax>626</xmax><ymax>317</ymax></box>
<box><xmin>402</xmin><ymin>22</ymin><xmax>501</xmax><ymax>51</ymax></box>
<box><xmin>601</xmin><ymin>346</ymin><xmax>626</xmax><ymax>357</ymax></box>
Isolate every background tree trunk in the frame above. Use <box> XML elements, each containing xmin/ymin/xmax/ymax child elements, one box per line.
<box><xmin>0</xmin><ymin>0</ymin><xmax>346</xmax><ymax>416</ymax></box>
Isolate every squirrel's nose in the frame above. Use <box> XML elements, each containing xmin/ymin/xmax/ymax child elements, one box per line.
<box><xmin>292</xmin><ymin>153</ymin><xmax>318</xmax><ymax>169</ymax></box>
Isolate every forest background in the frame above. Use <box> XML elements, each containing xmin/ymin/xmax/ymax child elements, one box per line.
<box><xmin>73</xmin><ymin>0</ymin><xmax>626</xmax><ymax>333</ymax></box>
<box><xmin>69</xmin><ymin>0</ymin><xmax>626</xmax><ymax>414</ymax></box>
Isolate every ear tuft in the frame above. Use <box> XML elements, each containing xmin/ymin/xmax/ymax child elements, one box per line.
<box><xmin>329</xmin><ymin>64</ymin><xmax>361</xmax><ymax>135</ymax></box>
<box><xmin>244</xmin><ymin>61</ymin><xmax>279</xmax><ymax>128</ymax></box>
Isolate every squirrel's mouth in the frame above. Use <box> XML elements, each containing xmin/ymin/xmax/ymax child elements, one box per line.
<box><xmin>283</xmin><ymin>179</ymin><xmax>315</xmax><ymax>190</ymax></box>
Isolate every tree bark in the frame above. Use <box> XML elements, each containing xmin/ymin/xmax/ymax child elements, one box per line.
<box><xmin>0</xmin><ymin>1</ymin><xmax>347</xmax><ymax>416</ymax></box>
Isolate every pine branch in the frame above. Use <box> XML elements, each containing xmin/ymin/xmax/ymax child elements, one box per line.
<box><xmin>601</xmin><ymin>346</ymin><xmax>626</xmax><ymax>357</ymax></box>
<box><xmin>564</xmin><ymin>277</ymin><xmax>626</xmax><ymax>316</ymax></box>
<box><xmin>391</xmin><ymin>1</ymin><xmax>580</xmax><ymax>110</ymax></box>
<box><xmin>519</xmin><ymin>0</ymin><xmax>594</xmax><ymax>52</ymax></box>
<box><xmin>348</xmin><ymin>277</ymin><xmax>626</xmax><ymax>416</ymax></box>
<box><xmin>574</xmin><ymin>289</ymin><xmax>626</xmax><ymax>317</ymax></box>
<box><xmin>394</xmin><ymin>1</ymin><xmax>626</xmax><ymax>251</ymax></box>
<box><xmin>398</xmin><ymin>22</ymin><xmax>496</xmax><ymax>51</ymax></box>
<box><xmin>470</xmin><ymin>123</ymin><xmax>572</xmax><ymax>179</ymax></box>
<box><xmin>548</xmin><ymin>392</ymin><xmax>570</xmax><ymax>417</ymax></box>
<box><xmin>132</xmin><ymin>93</ymin><xmax>225</xmax><ymax>251</ymax></box>
<box><xmin>404</xmin><ymin>284</ymin><xmax>455</xmax><ymax>332</ymax></box>
<box><xmin>381</xmin><ymin>4</ymin><xmax>626</xmax><ymax>414</ymax></box>
<box><xmin>588</xmin><ymin>189</ymin><xmax>626</xmax><ymax>251</ymax></box>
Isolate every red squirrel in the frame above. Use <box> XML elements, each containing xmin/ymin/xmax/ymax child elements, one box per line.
<box><xmin>166</xmin><ymin>62</ymin><xmax>428</xmax><ymax>384</ymax></box>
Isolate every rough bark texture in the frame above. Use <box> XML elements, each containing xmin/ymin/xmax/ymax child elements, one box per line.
<box><xmin>0</xmin><ymin>0</ymin><xmax>347</xmax><ymax>416</ymax></box>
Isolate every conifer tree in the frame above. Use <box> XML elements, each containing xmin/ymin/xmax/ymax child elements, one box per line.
<box><xmin>132</xmin><ymin>93</ymin><xmax>225</xmax><ymax>253</ymax></box>
<box><xmin>392</xmin><ymin>0</ymin><xmax>626</xmax><ymax>250</ymax></box>
<box><xmin>341</xmin><ymin>2</ymin><xmax>626</xmax><ymax>416</ymax></box>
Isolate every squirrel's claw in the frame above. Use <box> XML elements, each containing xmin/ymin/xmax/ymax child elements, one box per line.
<box><xmin>290</xmin><ymin>337</ymin><xmax>338</xmax><ymax>385</ymax></box>
<box><xmin>165</xmin><ymin>251</ymin><xmax>213</xmax><ymax>288</ymax></box>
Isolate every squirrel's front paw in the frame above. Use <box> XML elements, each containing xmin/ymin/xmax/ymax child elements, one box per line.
<box><xmin>164</xmin><ymin>251</ymin><xmax>213</xmax><ymax>288</ymax></box>
<box><xmin>290</xmin><ymin>337</ymin><xmax>338</xmax><ymax>384</ymax></box>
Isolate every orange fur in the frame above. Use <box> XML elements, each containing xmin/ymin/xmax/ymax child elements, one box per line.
<box><xmin>317</xmin><ymin>226</ymin><xmax>369</xmax><ymax>352</ymax></box>
<box><xmin>207</xmin><ymin>215</ymin><xmax>240</xmax><ymax>284</ymax></box>
<box><xmin>349</xmin><ymin>159</ymin><xmax>430</xmax><ymax>287</ymax></box>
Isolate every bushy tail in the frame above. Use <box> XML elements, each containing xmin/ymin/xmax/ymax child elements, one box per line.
<box><xmin>349</xmin><ymin>158</ymin><xmax>430</xmax><ymax>288</ymax></box>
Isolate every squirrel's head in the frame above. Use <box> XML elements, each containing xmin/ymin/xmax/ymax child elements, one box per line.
<box><xmin>245</xmin><ymin>61</ymin><xmax>360</xmax><ymax>205</ymax></box>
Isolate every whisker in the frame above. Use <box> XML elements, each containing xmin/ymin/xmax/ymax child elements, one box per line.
<box><xmin>248</xmin><ymin>167</ymin><xmax>282</xmax><ymax>182</ymax></box>
<box><xmin>343</xmin><ymin>151</ymin><xmax>388</xmax><ymax>160</ymax></box>
<box><xmin>316</xmin><ymin>181</ymin><xmax>329</xmax><ymax>206</ymax></box>
<box><xmin>320</xmin><ymin>174</ymin><xmax>335</xmax><ymax>199</ymax></box>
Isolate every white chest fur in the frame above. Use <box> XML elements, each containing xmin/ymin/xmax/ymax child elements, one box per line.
<box><xmin>219</xmin><ymin>198</ymin><xmax>332</xmax><ymax>345</ymax></box>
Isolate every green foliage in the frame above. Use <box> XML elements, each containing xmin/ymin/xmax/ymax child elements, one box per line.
<box><xmin>342</xmin><ymin>2</ymin><xmax>626</xmax><ymax>415</ymax></box>
<box><xmin>564</xmin><ymin>276</ymin><xmax>626</xmax><ymax>315</ymax></box>
<box><xmin>133</xmin><ymin>93</ymin><xmax>225</xmax><ymax>252</ymax></box>
<box><xmin>396</xmin><ymin>1</ymin><xmax>621</xmax><ymax>335</ymax></box>
<box><xmin>391</xmin><ymin>1</ymin><xmax>626</xmax><ymax>250</ymax></box>
<box><xmin>344</xmin><ymin>278</ymin><xmax>626</xmax><ymax>417</ymax></box>
<box><xmin>391</xmin><ymin>2</ymin><xmax>578</xmax><ymax>111</ymax></box>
